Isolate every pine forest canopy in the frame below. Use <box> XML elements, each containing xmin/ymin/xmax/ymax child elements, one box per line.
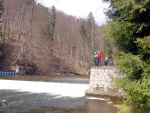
<box><xmin>102</xmin><ymin>0</ymin><xmax>150</xmax><ymax>112</ymax></box>
<box><xmin>103</xmin><ymin>0</ymin><xmax>150</xmax><ymax>53</ymax></box>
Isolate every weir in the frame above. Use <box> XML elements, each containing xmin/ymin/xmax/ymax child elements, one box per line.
<box><xmin>85</xmin><ymin>66</ymin><xmax>124</xmax><ymax>100</ymax></box>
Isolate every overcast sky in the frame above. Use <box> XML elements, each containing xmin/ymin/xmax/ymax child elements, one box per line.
<box><xmin>36</xmin><ymin>0</ymin><xmax>109</xmax><ymax>25</ymax></box>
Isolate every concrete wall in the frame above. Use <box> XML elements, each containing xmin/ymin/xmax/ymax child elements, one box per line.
<box><xmin>85</xmin><ymin>66</ymin><xmax>124</xmax><ymax>100</ymax></box>
<box><xmin>89</xmin><ymin>66</ymin><xmax>121</xmax><ymax>91</ymax></box>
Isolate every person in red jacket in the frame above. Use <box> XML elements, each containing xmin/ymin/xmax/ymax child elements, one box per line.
<box><xmin>96</xmin><ymin>50</ymin><xmax>105</xmax><ymax>66</ymax></box>
<box><xmin>109</xmin><ymin>59</ymin><xmax>114</xmax><ymax>66</ymax></box>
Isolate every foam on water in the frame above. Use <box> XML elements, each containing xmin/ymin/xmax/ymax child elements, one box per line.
<box><xmin>86</xmin><ymin>96</ymin><xmax>109</xmax><ymax>100</ymax></box>
<box><xmin>0</xmin><ymin>79</ymin><xmax>89</xmax><ymax>97</ymax></box>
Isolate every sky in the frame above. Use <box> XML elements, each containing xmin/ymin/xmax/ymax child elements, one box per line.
<box><xmin>36</xmin><ymin>0</ymin><xmax>109</xmax><ymax>25</ymax></box>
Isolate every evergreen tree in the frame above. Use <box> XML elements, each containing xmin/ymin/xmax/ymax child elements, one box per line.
<box><xmin>103</xmin><ymin>0</ymin><xmax>150</xmax><ymax>112</ymax></box>
<box><xmin>80</xmin><ymin>22</ymin><xmax>87</xmax><ymax>40</ymax></box>
<box><xmin>86</xmin><ymin>12</ymin><xmax>96</xmax><ymax>58</ymax></box>
<box><xmin>103</xmin><ymin>0</ymin><xmax>150</xmax><ymax>54</ymax></box>
<box><xmin>86</xmin><ymin>12</ymin><xmax>95</xmax><ymax>46</ymax></box>
<box><xmin>0</xmin><ymin>0</ymin><xmax>3</xmax><ymax>57</ymax></box>
<box><xmin>49</xmin><ymin>5</ymin><xmax>56</xmax><ymax>42</ymax></box>
<box><xmin>49</xmin><ymin>5</ymin><xmax>56</xmax><ymax>55</ymax></box>
<box><xmin>44</xmin><ymin>5</ymin><xmax>56</xmax><ymax>56</ymax></box>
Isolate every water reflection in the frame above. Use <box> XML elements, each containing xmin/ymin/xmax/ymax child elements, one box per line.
<box><xmin>87</xmin><ymin>99</ymin><xmax>117</xmax><ymax>113</ymax></box>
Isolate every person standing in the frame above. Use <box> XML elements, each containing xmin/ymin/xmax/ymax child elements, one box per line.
<box><xmin>109</xmin><ymin>59</ymin><xmax>114</xmax><ymax>66</ymax></box>
<box><xmin>104</xmin><ymin>57</ymin><xmax>109</xmax><ymax>66</ymax></box>
<box><xmin>93</xmin><ymin>52</ymin><xmax>97</xmax><ymax>67</ymax></box>
<box><xmin>97</xmin><ymin>50</ymin><xmax>105</xmax><ymax>66</ymax></box>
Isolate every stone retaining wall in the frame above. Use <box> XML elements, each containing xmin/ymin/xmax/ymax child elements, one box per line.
<box><xmin>85</xmin><ymin>66</ymin><xmax>124</xmax><ymax>100</ymax></box>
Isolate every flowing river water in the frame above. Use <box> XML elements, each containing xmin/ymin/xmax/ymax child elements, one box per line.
<box><xmin>0</xmin><ymin>75</ymin><xmax>120</xmax><ymax>113</ymax></box>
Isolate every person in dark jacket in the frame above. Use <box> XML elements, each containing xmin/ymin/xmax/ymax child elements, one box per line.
<box><xmin>104</xmin><ymin>57</ymin><xmax>109</xmax><ymax>66</ymax></box>
<box><xmin>93</xmin><ymin>52</ymin><xmax>97</xmax><ymax>67</ymax></box>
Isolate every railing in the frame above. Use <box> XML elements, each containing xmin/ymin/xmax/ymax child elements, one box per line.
<box><xmin>0</xmin><ymin>71</ymin><xmax>16</xmax><ymax>75</ymax></box>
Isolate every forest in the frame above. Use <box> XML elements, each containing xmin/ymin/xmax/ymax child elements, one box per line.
<box><xmin>0</xmin><ymin>0</ymin><xmax>106</xmax><ymax>75</ymax></box>
<box><xmin>103</xmin><ymin>0</ymin><xmax>150</xmax><ymax>112</ymax></box>
<box><xmin>0</xmin><ymin>0</ymin><xmax>150</xmax><ymax>113</ymax></box>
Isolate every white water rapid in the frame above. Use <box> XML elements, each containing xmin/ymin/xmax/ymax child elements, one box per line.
<box><xmin>0</xmin><ymin>79</ymin><xmax>89</xmax><ymax>97</ymax></box>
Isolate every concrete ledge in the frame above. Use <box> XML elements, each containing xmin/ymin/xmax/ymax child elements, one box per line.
<box><xmin>92</xmin><ymin>66</ymin><xmax>119</xmax><ymax>69</ymax></box>
<box><xmin>85</xmin><ymin>89</ymin><xmax>124</xmax><ymax>101</ymax></box>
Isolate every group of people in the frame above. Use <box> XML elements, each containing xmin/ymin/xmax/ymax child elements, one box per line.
<box><xmin>93</xmin><ymin>51</ymin><xmax>114</xmax><ymax>67</ymax></box>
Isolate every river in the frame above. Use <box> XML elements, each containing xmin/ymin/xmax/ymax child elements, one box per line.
<box><xmin>0</xmin><ymin>75</ymin><xmax>119</xmax><ymax>113</ymax></box>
